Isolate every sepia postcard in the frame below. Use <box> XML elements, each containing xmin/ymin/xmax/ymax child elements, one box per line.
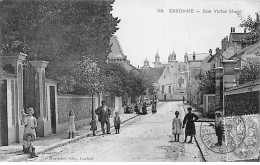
<box><xmin>0</xmin><ymin>0</ymin><xmax>259</xmax><ymax>163</ymax></box>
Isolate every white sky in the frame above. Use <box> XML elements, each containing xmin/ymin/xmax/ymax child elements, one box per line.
<box><xmin>111</xmin><ymin>0</ymin><xmax>260</xmax><ymax>68</ymax></box>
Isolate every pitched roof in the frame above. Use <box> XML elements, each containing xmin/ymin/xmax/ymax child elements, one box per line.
<box><xmin>207</xmin><ymin>49</ymin><xmax>225</xmax><ymax>63</ymax></box>
<box><xmin>187</xmin><ymin>53</ymin><xmax>210</xmax><ymax>62</ymax></box>
<box><xmin>108</xmin><ymin>35</ymin><xmax>127</xmax><ymax>59</ymax></box>
<box><xmin>229</xmin><ymin>41</ymin><xmax>260</xmax><ymax>59</ymax></box>
<box><xmin>141</xmin><ymin>67</ymin><xmax>165</xmax><ymax>83</ymax></box>
<box><xmin>229</xmin><ymin>33</ymin><xmax>250</xmax><ymax>42</ymax></box>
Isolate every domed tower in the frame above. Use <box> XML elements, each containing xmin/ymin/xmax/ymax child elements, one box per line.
<box><xmin>143</xmin><ymin>57</ymin><xmax>150</xmax><ymax>68</ymax></box>
<box><xmin>155</xmin><ymin>51</ymin><xmax>160</xmax><ymax>63</ymax></box>
<box><xmin>172</xmin><ymin>50</ymin><xmax>176</xmax><ymax>61</ymax></box>
<box><xmin>184</xmin><ymin>52</ymin><xmax>188</xmax><ymax>63</ymax></box>
<box><xmin>168</xmin><ymin>53</ymin><xmax>173</xmax><ymax>63</ymax></box>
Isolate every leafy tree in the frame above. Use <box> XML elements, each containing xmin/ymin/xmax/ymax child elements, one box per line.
<box><xmin>198</xmin><ymin>69</ymin><xmax>216</xmax><ymax>94</ymax></box>
<box><xmin>73</xmin><ymin>58</ymin><xmax>103</xmax><ymax>95</ymax></box>
<box><xmin>102</xmin><ymin>63</ymin><xmax>154</xmax><ymax>98</ymax></box>
<box><xmin>239</xmin><ymin>61</ymin><xmax>260</xmax><ymax>84</ymax></box>
<box><xmin>0</xmin><ymin>0</ymin><xmax>120</xmax><ymax>93</ymax></box>
<box><xmin>102</xmin><ymin>63</ymin><xmax>129</xmax><ymax>96</ymax></box>
<box><xmin>238</xmin><ymin>12</ymin><xmax>260</xmax><ymax>45</ymax></box>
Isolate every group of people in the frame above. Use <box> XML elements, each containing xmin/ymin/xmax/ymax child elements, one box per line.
<box><xmin>20</xmin><ymin>101</ymin><xmax>223</xmax><ymax>159</ymax></box>
<box><xmin>172</xmin><ymin>107</ymin><xmax>223</xmax><ymax>145</ymax></box>
<box><xmin>134</xmin><ymin>98</ymin><xmax>157</xmax><ymax>115</ymax></box>
<box><xmin>172</xmin><ymin>107</ymin><xmax>199</xmax><ymax>143</ymax></box>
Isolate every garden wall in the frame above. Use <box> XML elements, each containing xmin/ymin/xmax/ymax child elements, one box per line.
<box><xmin>56</xmin><ymin>94</ymin><xmax>98</xmax><ymax>133</ymax></box>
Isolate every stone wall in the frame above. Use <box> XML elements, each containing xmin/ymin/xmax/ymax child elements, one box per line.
<box><xmin>225</xmin><ymin>91</ymin><xmax>259</xmax><ymax>116</ymax></box>
<box><xmin>57</xmin><ymin>94</ymin><xmax>96</xmax><ymax>124</ymax></box>
<box><xmin>225</xmin><ymin>80</ymin><xmax>260</xmax><ymax>116</ymax></box>
<box><xmin>56</xmin><ymin>94</ymin><xmax>98</xmax><ymax>133</ymax></box>
<box><xmin>203</xmin><ymin>94</ymin><xmax>216</xmax><ymax>115</ymax></box>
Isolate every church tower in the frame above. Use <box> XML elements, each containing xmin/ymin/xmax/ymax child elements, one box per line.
<box><xmin>184</xmin><ymin>52</ymin><xmax>188</xmax><ymax>63</ymax></box>
<box><xmin>172</xmin><ymin>50</ymin><xmax>176</xmax><ymax>61</ymax></box>
<box><xmin>143</xmin><ymin>57</ymin><xmax>150</xmax><ymax>68</ymax></box>
<box><xmin>155</xmin><ymin>51</ymin><xmax>160</xmax><ymax>63</ymax></box>
<box><xmin>168</xmin><ymin>50</ymin><xmax>176</xmax><ymax>63</ymax></box>
<box><xmin>168</xmin><ymin>52</ymin><xmax>173</xmax><ymax>63</ymax></box>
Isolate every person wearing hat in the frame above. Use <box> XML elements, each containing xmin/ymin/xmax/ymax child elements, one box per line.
<box><xmin>95</xmin><ymin>100</ymin><xmax>111</xmax><ymax>135</ymax></box>
<box><xmin>214</xmin><ymin>111</ymin><xmax>223</xmax><ymax>146</ymax></box>
<box><xmin>21</xmin><ymin>108</ymin><xmax>37</xmax><ymax>142</ymax></box>
<box><xmin>182</xmin><ymin>107</ymin><xmax>199</xmax><ymax>143</ymax></box>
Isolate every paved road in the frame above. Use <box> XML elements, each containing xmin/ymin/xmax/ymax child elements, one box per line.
<box><xmin>29</xmin><ymin>101</ymin><xmax>203</xmax><ymax>162</ymax></box>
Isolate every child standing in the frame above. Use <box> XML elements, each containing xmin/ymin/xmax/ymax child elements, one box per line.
<box><xmin>67</xmin><ymin>110</ymin><xmax>76</xmax><ymax>139</ymax></box>
<box><xmin>21</xmin><ymin>108</ymin><xmax>37</xmax><ymax>143</ymax></box>
<box><xmin>90</xmin><ymin>115</ymin><xmax>97</xmax><ymax>136</ymax></box>
<box><xmin>172</xmin><ymin>111</ymin><xmax>182</xmax><ymax>142</ymax></box>
<box><xmin>215</xmin><ymin>111</ymin><xmax>223</xmax><ymax>146</ymax></box>
<box><xmin>114</xmin><ymin>112</ymin><xmax>121</xmax><ymax>134</ymax></box>
<box><xmin>23</xmin><ymin>134</ymin><xmax>38</xmax><ymax>158</ymax></box>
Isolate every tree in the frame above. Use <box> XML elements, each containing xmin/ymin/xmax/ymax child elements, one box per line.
<box><xmin>198</xmin><ymin>70</ymin><xmax>216</xmax><ymax>94</ymax></box>
<box><xmin>102</xmin><ymin>63</ymin><xmax>129</xmax><ymax>96</ymax></box>
<box><xmin>0</xmin><ymin>0</ymin><xmax>120</xmax><ymax>93</ymax></box>
<box><xmin>102</xmin><ymin>63</ymin><xmax>154</xmax><ymax>98</ymax></box>
<box><xmin>239</xmin><ymin>61</ymin><xmax>260</xmax><ymax>84</ymax></box>
<box><xmin>238</xmin><ymin>12</ymin><xmax>260</xmax><ymax>45</ymax></box>
<box><xmin>73</xmin><ymin>58</ymin><xmax>103</xmax><ymax>95</ymax></box>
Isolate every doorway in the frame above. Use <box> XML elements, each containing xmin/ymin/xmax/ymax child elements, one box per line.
<box><xmin>50</xmin><ymin>86</ymin><xmax>56</xmax><ymax>134</ymax></box>
<box><xmin>0</xmin><ymin>80</ymin><xmax>8</xmax><ymax>146</ymax></box>
<box><xmin>164</xmin><ymin>95</ymin><xmax>166</xmax><ymax>101</ymax></box>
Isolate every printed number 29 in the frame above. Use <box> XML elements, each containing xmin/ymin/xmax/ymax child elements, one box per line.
<box><xmin>157</xmin><ymin>9</ymin><xmax>164</xmax><ymax>13</ymax></box>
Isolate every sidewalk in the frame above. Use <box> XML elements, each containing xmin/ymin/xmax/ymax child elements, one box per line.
<box><xmin>182</xmin><ymin>103</ymin><xmax>226</xmax><ymax>162</ymax></box>
<box><xmin>0</xmin><ymin>102</ymin><xmax>164</xmax><ymax>162</ymax></box>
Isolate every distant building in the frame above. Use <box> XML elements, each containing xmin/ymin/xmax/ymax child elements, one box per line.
<box><xmin>140</xmin><ymin>50</ymin><xmax>189</xmax><ymax>101</ymax></box>
<box><xmin>107</xmin><ymin>35</ymin><xmax>139</xmax><ymax>73</ymax></box>
<box><xmin>106</xmin><ymin>35</ymin><xmax>141</xmax><ymax>112</ymax></box>
<box><xmin>185</xmin><ymin>51</ymin><xmax>211</xmax><ymax>107</ymax></box>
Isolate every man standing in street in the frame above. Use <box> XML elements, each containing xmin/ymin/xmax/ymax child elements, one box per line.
<box><xmin>95</xmin><ymin>100</ymin><xmax>111</xmax><ymax>135</ymax></box>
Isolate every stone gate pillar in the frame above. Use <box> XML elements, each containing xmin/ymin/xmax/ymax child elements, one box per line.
<box><xmin>222</xmin><ymin>60</ymin><xmax>237</xmax><ymax>116</ymax></box>
<box><xmin>0</xmin><ymin>52</ymin><xmax>27</xmax><ymax>143</ymax></box>
<box><xmin>214</xmin><ymin>67</ymin><xmax>223</xmax><ymax>111</ymax></box>
<box><xmin>30</xmin><ymin>61</ymin><xmax>49</xmax><ymax>137</ymax></box>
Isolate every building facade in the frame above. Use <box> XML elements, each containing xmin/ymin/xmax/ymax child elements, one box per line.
<box><xmin>141</xmin><ymin>50</ymin><xmax>189</xmax><ymax>101</ymax></box>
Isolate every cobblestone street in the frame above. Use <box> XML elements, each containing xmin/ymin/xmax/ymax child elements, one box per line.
<box><xmin>28</xmin><ymin>102</ymin><xmax>203</xmax><ymax>162</ymax></box>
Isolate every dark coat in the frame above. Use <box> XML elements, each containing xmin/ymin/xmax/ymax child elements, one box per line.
<box><xmin>95</xmin><ymin>106</ymin><xmax>111</xmax><ymax>123</ymax></box>
<box><xmin>183</xmin><ymin>113</ymin><xmax>198</xmax><ymax>136</ymax></box>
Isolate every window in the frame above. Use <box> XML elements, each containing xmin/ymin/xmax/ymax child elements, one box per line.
<box><xmin>168</xmin><ymin>86</ymin><xmax>171</xmax><ymax>93</ymax></box>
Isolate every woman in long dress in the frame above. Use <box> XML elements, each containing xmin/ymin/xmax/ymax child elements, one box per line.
<box><xmin>182</xmin><ymin>107</ymin><xmax>199</xmax><ymax>143</ymax></box>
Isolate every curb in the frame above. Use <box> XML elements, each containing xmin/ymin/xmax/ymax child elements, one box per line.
<box><xmin>182</xmin><ymin>103</ymin><xmax>206</xmax><ymax>162</ymax></box>
<box><xmin>7</xmin><ymin>102</ymin><xmax>164</xmax><ymax>162</ymax></box>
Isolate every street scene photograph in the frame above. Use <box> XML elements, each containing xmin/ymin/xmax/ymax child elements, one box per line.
<box><xmin>0</xmin><ymin>0</ymin><xmax>260</xmax><ymax>162</ymax></box>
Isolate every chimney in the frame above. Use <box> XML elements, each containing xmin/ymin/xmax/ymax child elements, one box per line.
<box><xmin>231</xmin><ymin>27</ymin><xmax>235</xmax><ymax>33</ymax></box>
<box><xmin>221</xmin><ymin>36</ymin><xmax>229</xmax><ymax>49</ymax></box>
<box><xmin>209</xmin><ymin>49</ymin><xmax>212</xmax><ymax>55</ymax></box>
<box><xmin>215</xmin><ymin>47</ymin><xmax>220</xmax><ymax>54</ymax></box>
<box><xmin>193</xmin><ymin>52</ymin><xmax>195</xmax><ymax>61</ymax></box>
